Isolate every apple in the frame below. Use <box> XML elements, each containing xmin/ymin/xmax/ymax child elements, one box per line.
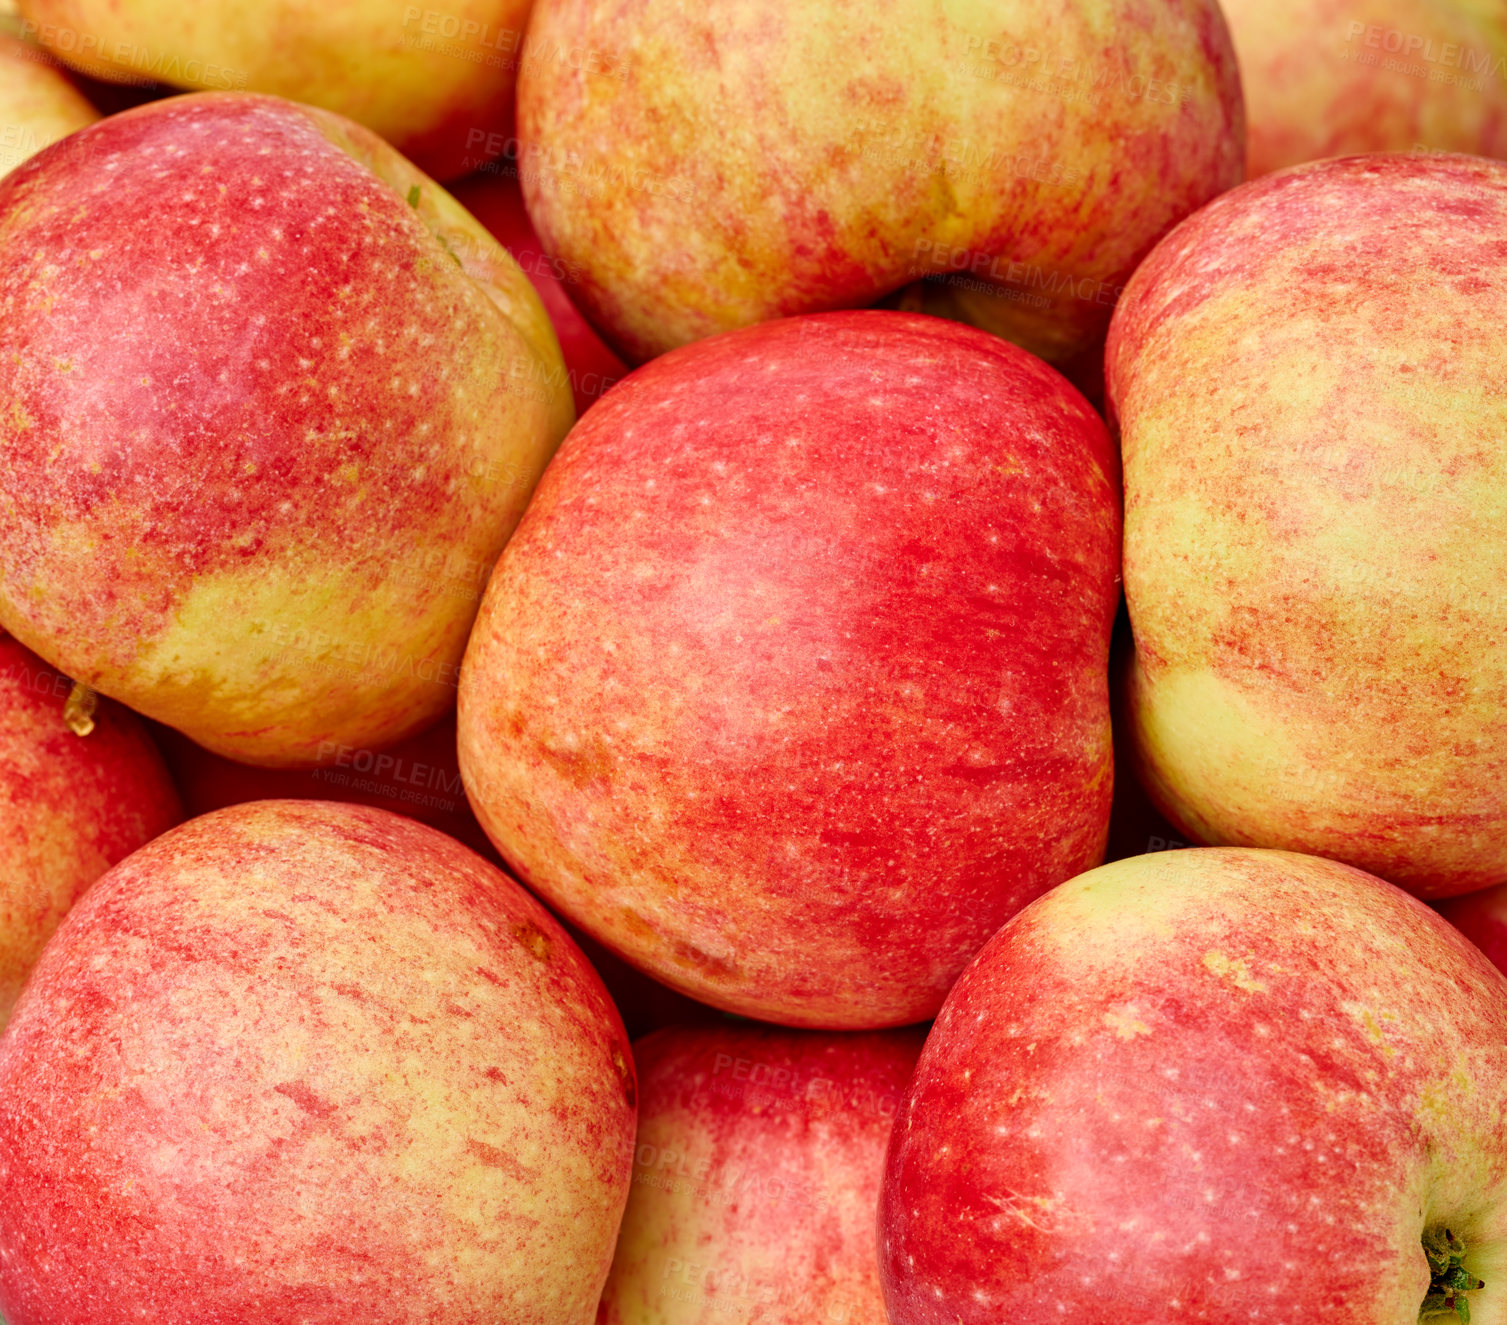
<box><xmin>0</xmin><ymin>799</ymin><xmax>637</xmax><ymax>1325</ymax></box>
<box><xmin>1107</xmin><ymin>152</ymin><xmax>1507</xmax><ymax>898</ymax></box>
<box><xmin>0</xmin><ymin>31</ymin><xmax>96</xmax><ymax>176</ymax></box>
<box><xmin>1437</xmin><ymin>884</ymin><xmax>1507</xmax><ymax>978</ymax></box>
<box><xmin>516</xmin><ymin>0</ymin><xmax>1244</xmax><ymax>370</ymax></box>
<box><xmin>880</xmin><ymin>846</ymin><xmax>1507</xmax><ymax>1324</ymax></box>
<box><xmin>1222</xmin><ymin>0</ymin><xmax>1507</xmax><ymax>176</ymax></box>
<box><xmin>0</xmin><ymin>91</ymin><xmax>573</xmax><ymax>768</ymax></box>
<box><xmin>12</xmin><ymin>0</ymin><xmax>534</xmax><ymax>180</ymax></box>
<box><xmin>0</xmin><ymin>632</ymin><xmax>180</xmax><ymax>1027</ymax></box>
<box><xmin>600</xmin><ymin>1024</ymin><xmax>924</xmax><ymax>1325</ymax></box>
<box><xmin>458</xmin><ymin>310</ymin><xmax>1121</xmax><ymax>1029</ymax></box>
<box><xmin>450</xmin><ymin>166</ymin><xmax>629</xmax><ymax>417</ymax></box>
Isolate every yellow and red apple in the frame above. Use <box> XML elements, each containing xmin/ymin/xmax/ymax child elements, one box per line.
<box><xmin>12</xmin><ymin>0</ymin><xmax>535</xmax><ymax>179</ymax></box>
<box><xmin>0</xmin><ymin>30</ymin><xmax>96</xmax><ymax>176</ymax></box>
<box><xmin>882</xmin><ymin>848</ymin><xmax>1507</xmax><ymax>1322</ymax></box>
<box><xmin>0</xmin><ymin>800</ymin><xmax>637</xmax><ymax>1324</ymax></box>
<box><xmin>1223</xmin><ymin>0</ymin><xmax>1507</xmax><ymax>175</ymax></box>
<box><xmin>0</xmin><ymin>92</ymin><xmax>572</xmax><ymax>767</ymax></box>
<box><xmin>601</xmin><ymin>1024</ymin><xmax>923</xmax><ymax>1325</ymax></box>
<box><xmin>1108</xmin><ymin>152</ymin><xmax>1507</xmax><ymax>897</ymax></box>
<box><xmin>0</xmin><ymin>632</ymin><xmax>180</xmax><ymax>1026</ymax></box>
<box><xmin>459</xmin><ymin>311</ymin><xmax>1121</xmax><ymax>1028</ymax></box>
<box><xmin>518</xmin><ymin>0</ymin><xmax>1244</xmax><ymax>370</ymax></box>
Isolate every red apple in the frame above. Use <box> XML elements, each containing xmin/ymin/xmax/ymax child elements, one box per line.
<box><xmin>880</xmin><ymin>847</ymin><xmax>1507</xmax><ymax>1324</ymax></box>
<box><xmin>459</xmin><ymin>311</ymin><xmax>1121</xmax><ymax>1029</ymax></box>
<box><xmin>600</xmin><ymin>1024</ymin><xmax>924</xmax><ymax>1324</ymax></box>
<box><xmin>517</xmin><ymin>0</ymin><xmax>1244</xmax><ymax>370</ymax></box>
<box><xmin>0</xmin><ymin>91</ymin><xmax>573</xmax><ymax>768</ymax></box>
<box><xmin>0</xmin><ymin>799</ymin><xmax>636</xmax><ymax>1325</ymax></box>
<box><xmin>1437</xmin><ymin>884</ymin><xmax>1507</xmax><ymax>978</ymax></box>
<box><xmin>1107</xmin><ymin>152</ymin><xmax>1507</xmax><ymax>897</ymax></box>
<box><xmin>0</xmin><ymin>632</ymin><xmax>180</xmax><ymax>1026</ymax></box>
<box><xmin>451</xmin><ymin>168</ymin><xmax>629</xmax><ymax>417</ymax></box>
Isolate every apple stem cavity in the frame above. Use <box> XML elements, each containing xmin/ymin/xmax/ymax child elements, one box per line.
<box><xmin>63</xmin><ymin>681</ymin><xmax>97</xmax><ymax>737</ymax></box>
<box><xmin>1421</xmin><ymin>1227</ymin><xmax>1484</xmax><ymax>1323</ymax></box>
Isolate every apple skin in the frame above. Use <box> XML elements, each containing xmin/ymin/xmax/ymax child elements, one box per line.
<box><xmin>880</xmin><ymin>846</ymin><xmax>1507</xmax><ymax>1325</ymax></box>
<box><xmin>0</xmin><ymin>632</ymin><xmax>180</xmax><ymax>1027</ymax></box>
<box><xmin>1222</xmin><ymin>0</ymin><xmax>1507</xmax><ymax>176</ymax></box>
<box><xmin>517</xmin><ymin>0</ymin><xmax>1243</xmax><ymax>369</ymax></box>
<box><xmin>451</xmin><ymin>167</ymin><xmax>629</xmax><ymax>417</ymax></box>
<box><xmin>0</xmin><ymin>92</ymin><xmax>573</xmax><ymax>768</ymax></box>
<box><xmin>458</xmin><ymin>310</ymin><xmax>1121</xmax><ymax>1029</ymax></box>
<box><xmin>600</xmin><ymin>1024</ymin><xmax>924</xmax><ymax>1325</ymax></box>
<box><xmin>0</xmin><ymin>799</ymin><xmax>637</xmax><ymax>1325</ymax></box>
<box><xmin>1107</xmin><ymin>152</ymin><xmax>1507</xmax><ymax>898</ymax></box>
<box><xmin>12</xmin><ymin>0</ymin><xmax>532</xmax><ymax>180</ymax></box>
<box><xmin>0</xmin><ymin>32</ymin><xmax>97</xmax><ymax>176</ymax></box>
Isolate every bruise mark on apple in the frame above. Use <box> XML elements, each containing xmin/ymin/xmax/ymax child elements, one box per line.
<box><xmin>512</xmin><ymin>918</ymin><xmax>553</xmax><ymax>964</ymax></box>
<box><xmin>612</xmin><ymin>1046</ymin><xmax>636</xmax><ymax>1111</ymax></box>
<box><xmin>465</xmin><ymin>1137</ymin><xmax>530</xmax><ymax>1182</ymax></box>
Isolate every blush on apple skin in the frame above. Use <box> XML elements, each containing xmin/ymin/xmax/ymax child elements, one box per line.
<box><xmin>880</xmin><ymin>847</ymin><xmax>1507</xmax><ymax>1325</ymax></box>
<box><xmin>450</xmin><ymin>168</ymin><xmax>630</xmax><ymax>418</ymax></box>
<box><xmin>600</xmin><ymin>1024</ymin><xmax>924</xmax><ymax>1325</ymax></box>
<box><xmin>1221</xmin><ymin>0</ymin><xmax>1507</xmax><ymax>176</ymax></box>
<box><xmin>517</xmin><ymin>0</ymin><xmax>1244</xmax><ymax>369</ymax></box>
<box><xmin>0</xmin><ymin>632</ymin><xmax>181</xmax><ymax>1027</ymax></box>
<box><xmin>0</xmin><ymin>92</ymin><xmax>573</xmax><ymax>769</ymax></box>
<box><xmin>0</xmin><ymin>799</ymin><xmax>637</xmax><ymax>1325</ymax></box>
<box><xmin>1108</xmin><ymin>151</ymin><xmax>1507</xmax><ymax>899</ymax></box>
<box><xmin>458</xmin><ymin>310</ymin><xmax>1122</xmax><ymax>1030</ymax></box>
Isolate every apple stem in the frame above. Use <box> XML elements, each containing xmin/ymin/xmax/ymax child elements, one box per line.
<box><xmin>1420</xmin><ymin>1227</ymin><xmax>1484</xmax><ymax>1324</ymax></box>
<box><xmin>63</xmin><ymin>680</ymin><xmax>97</xmax><ymax>737</ymax></box>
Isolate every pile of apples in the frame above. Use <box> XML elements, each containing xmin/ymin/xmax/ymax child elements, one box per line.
<box><xmin>1</xmin><ymin>0</ymin><xmax>1506</xmax><ymax>1322</ymax></box>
